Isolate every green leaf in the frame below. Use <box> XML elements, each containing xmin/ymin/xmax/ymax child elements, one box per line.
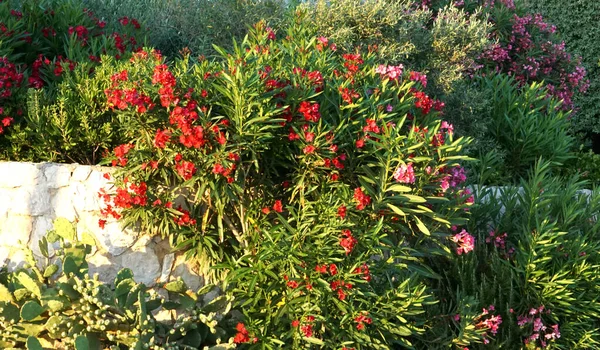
<box><xmin>21</xmin><ymin>301</ymin><xmax>45</xmax><ymax>321</ymax></box>
<box><xmin>75</xmin><ymin>335</ymin><xmax>89</xmax><ymax>350</ymax></box>
<box><xmin>16</xmin><ymin>272</ymin><xmax>42</xmax><ymax>298</ymax></box>
<box><xmin>43</xmin><ymin>264</ymin><xmax>59</xmax><ymax>278</ymax></box>
<box><xmin>415</xmin><ymin>217</ymin><xmax>430</xmax><ymax>236</ymax></box>
<box><xmin>387</xmin><ymin>203</ymin><xmax>406</xmax><ymax>216</ymax></box>
<box><xmin>26</xmin><ymin>336</ymin><xmax>43</xmax><ymax>350</ymax></box>
<box><xmin>53</xmin><ymin>218</ymin><xmax>76</xmax><ymax>241</ymax></box>
<box><xmin>0</xmin><ymin>283</ymin><xmax>14</xmax><ymax>303</ymax></box>
<box><xmin>62</xmin><ymin>256</ymin><xmax>79</xmax><ymax>276</ymax></box>
<box><xmin>164</xmin><ymin>280</ymin><xmax>188</xmax><ymax>293</ymax></box>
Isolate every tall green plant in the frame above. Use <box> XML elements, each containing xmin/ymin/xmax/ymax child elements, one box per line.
<box><xmin>437</xmin><ymin>160</ymin><xmax>600</xmax><ymax>348</ymax></box>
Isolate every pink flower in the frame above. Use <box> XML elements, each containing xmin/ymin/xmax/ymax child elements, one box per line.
<box><xmin>393</xmin><ymin>163</ymin><xmax>415</xmax><ymax>184</ymax></box>
<box><xmin>451</xmin><ymin>229</ymin><xmax>475</xmax><ymax>255</ymax></box>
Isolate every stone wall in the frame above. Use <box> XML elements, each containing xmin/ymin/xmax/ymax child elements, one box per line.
<box><xmin>0</xmin><ymin>161</ymin><xmax>203</xmax><ymax>290</ymax></box>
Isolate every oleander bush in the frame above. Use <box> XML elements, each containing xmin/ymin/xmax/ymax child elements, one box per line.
<box><xmin>94</xmin><ymin>15</ymin><xmax>490</xmax><ymax>348</ymax></box>
<box><xmin>439</xmin><ymin>160</ymin><xmax>600</xmax><ymax>348</ymax></box>
<box><xmin>0</xmin><ymin>0</ymin><xmax>144</xmax><ymax>162</ymax></box>
<box><xmin>0</xmin><ymin>218</ymin><xmax>235</xmax><ymax>349</ymax></box>
<box><xmin>460</xmin><ymin>73</ymin><xmax>573</xmax><ymax>183</ymax></box>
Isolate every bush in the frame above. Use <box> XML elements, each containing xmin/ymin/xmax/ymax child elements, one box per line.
<box><xmin>521</xmin><ymin>0</ymin><xmax>600</xmax><ymax>138</ymax></box>
<box><xmin>97</xmin><ymin>16</ymin><xmax>478</xmax><ymax>348</ymax></box>
<box><xmin>82</xmin><ymin>0</ymin><xmax>292</xmax><ymax>59</ymax></box>
<box><xmin>300</xmin><ymin>0</ymin><xmax>432</xmax><ymax>65</ymax></box>
<box><xmin>437</xmin><ymin>161</ymin><xmax>600</xmax><ymax>348</ymax></box>
<box><xmin>0</xmin><ymin>0</ymin><xmax>144</xmax><ymax>162</ymax></box>
<box><xmin>0</xmin><ymin>218</ymin><xmax>234</xmax><ymax>349</ymax></box>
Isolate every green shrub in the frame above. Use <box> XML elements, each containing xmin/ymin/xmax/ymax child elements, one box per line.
<box><xmin>428</xmin><ymin>5</ymin><xmax>491</xmax><ymax>94</ymax></box>
<box><xmin>82</xmin><ymin>0</ymin><xmax>292</xmax><ymax>59</ymax></box>
<box><xmin>0</xmin><ymin>0</ymin><xmax>144</xmax><ymax>163</ymax></box>
<box><xmin>437</xmin><ymin>161</ymin><xmax>600</xmax><ymax>348</ymax></box>
<box><xmin>301</xmin><ymin>0</ymin><xmax>432</xmax><ymax>64</ymax></box>
<box><xmin>448</xmin><ymin>73</ymin><xmax>573</xmax><ymax>183</ymax></box>
<box><xmin>96</xmin><ymin>16</ymin><xmax>479</xmax><ymax>348</ymax></box>
<box><xmin>0</xmin><ymin>218</ymin><xmax>234</xmax><ymax>349</ymax></box>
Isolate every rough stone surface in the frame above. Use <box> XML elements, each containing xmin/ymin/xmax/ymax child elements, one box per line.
<box><xmin>0</xmin><ymin>161</ymin><xmax>206</xmax><ymax>289</ymax></box>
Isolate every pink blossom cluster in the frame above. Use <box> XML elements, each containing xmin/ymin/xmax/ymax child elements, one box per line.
<box><xmin>517</xmin><ymin>306</ymin><xmax>560</xmax><ymax>348</ymax></box>
<box><xmin>451</xmin><ymin>229</ymin><xmax>475</xmax><ymax>255</ymax></box>
<box><xmin>393</xmin><ymin>163</ymin><xmax>415</xmax><ymax>184</ymax></box>
<box><xmin>476</xmin><ymin>305</ymin><xmax>503</xmax><ymax>344</ymax></box>
<box><xmin>483</xmin><ymin>0</ymin><xmax>515</xmax><ymax>10</ymax></box>
<box><xmin>375</xmin><ymin>64</ymin><xmax>404</xmax><ymax>81</ymax></box>
<box><xmin>479</xmin><ymin>12</ymin><xmax>589</xmax><ymax>111</ymax></box>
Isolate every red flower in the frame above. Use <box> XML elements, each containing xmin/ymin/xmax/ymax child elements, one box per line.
<box><xmin>340</xmin><ymin>229</ymin><xmax>357</xmax><ymax>254</ymax></box>
<box><xmin>353</xmin><ymin>188</ymin><xmax>371</xmax><ymax>210</ymax></box>
<box><xmin>298</xmin><ymin>101</ymin><xmax>321</xmax><ymax>123</ymax></box>
<box><xmin>233</xmin><ymin>323</ymin><xmax>250</xmax><ymax>344</ymax></box>
<box><xmin>329</xmin><ymin>263</ymin><xmax>338</xmax><ymax>276</ymax></box>
<box><xmin>287</xmin><ymin>280</ymin><xmax>299</xmax><ymax>289</ymax></box>
<box><xmin>291</xmin><ymin>320</ymin><xmax>300</xmax><ymax>327</ymax></box>
<box><xmin>300</xmin><ymin>324</ymin><xmax>313</xmax><ymax>337</ymax></box>
<box><xmin>154</xmin><ymin>129</ymin><xmax>171</xmax><ymax>148</ymax></box>
<box><xmin>98</xmin><ymin>219</ymin><xmax>106</xmax><ymax>229</ymax></box>
<box><xmin>273</xmin><ymin>200</ymin><xmax>283</xmax><ymax>213</ymax></box>
<box><xmin>315</xmin><ymin>265</ymin><xmax>327</xmax><ymax>274</ymax></box>
<box><xmin>337</xmin><ymin>205</ymin><xmax>347</xmax><ymax>219</ymax></box>
<box><xmin>356</xmin><ymin>138</ymin><xmax>365</xmax><ymax>148</ymax></box>
<box><xmin>176</xmin><ymin>160</ymin><xmax>196</xmax><ymax>180</ymax></box>
<box><xmin>303</xmin><ymin>145</ymin><xmax>316</xmax><ymax>154</ymax></box>
<box><xmin>262</xmin><ymin>207</ymin><xmax>270</xmax><ymax>214</ymax></box>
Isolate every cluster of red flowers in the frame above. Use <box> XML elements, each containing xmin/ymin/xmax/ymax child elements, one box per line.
<box><xmin>315</xmin><ymin>36</ymin><xmax>337</xmax><ymax>52</ymax></box>
<box><xmin>354</xmin><ymin>312</ymin><xmax>373</xmax><ymax>331</ymax></box>
<box><xmin>0</xmin><ymin>57</ymin><xmax>23</xmax><ymax>98</ymax></box>
<box><xmin>342</xmin><ymin>53</ymin><xmax>363</xmax><ymax>75</ymax></box>
<box><xmin>352</xmin><ymin>263</ymin><xmax>371</xmax><ymax>282</ymax></box>
<box><xmin>152</xmin><ymin>64</ymin><xmax>178</xmax><ymax>107</ymax></box>
<box><xmin>233</xmin><ymin>322</ymin><xmax>257</xmax><ymax>344</ymax></box>
<box><xmin>340</xmin><ymin>229</ymin><xmax>357</xmax><ymax>254</ymax></box>
<box><xmin>175</xmin><ymin>159</ymin><xmax>196</xmax><ymax>180</ymax></box>
<box><xmin>292</xmin><ymin>67</ymin><xmax>324</xmax><ymax>92</ymax></box>
<box><xmin>339</xmin><ymin>87</ymin><xmax>359</xmax><ymax>104</ymax></box>
<box><xmin>262</xmin><ymin>200</ymin><xmax>284</xmax><ymax>214</ymax></box>
<box><xmin>337</xmin><ymin>205</ymin><xmax>347</xmax><ymax>219</ymax></box>
<box><xmin>174</xmin><ymin>207</ymin><xmax>196</xmax><ymax>226</ymax></box>
<box><xmin>98</xmin><ymin>179</ymin><xmax>148</xmax><ymax>225</ymax></box>
<box><xmin>330</xmin><ymin>279</ymin><xmax>353</xmax><ymax>300</ymax></box>
<box><xmin>353</xmin><ymin>188</ymin><xmax>371</xmax><ymax>210</ymax></box>
<box><xmin>111</xmin><ymin>143</ymin><xmax>133</xmax><ymax>166</ymax></box>
<box><xmin>298</xmin><ymin>101</ymin><xmax>321</xmax><ymax>123</ymax></box>
<box><xmin>292</xmin><ymin>315</ymin><xmax>316</xmax><ymax>337</ymax></box>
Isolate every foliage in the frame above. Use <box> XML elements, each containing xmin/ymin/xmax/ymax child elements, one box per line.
<box><xmin>300</xmin><ymin>0</ymin><xmax>432</xmax><ymax>64</ymax></box>
<box><xmin>427</xmin><ymin>5</ymin><xmax>491</xmax><ymax>94</ymax></box>
<box><xmin>438</xmin><ymin>160</ymin><xmax>600</xmax><ymax>348</ymax></box>
<box><xmin>561</xmin><ymin>147</ymin><xmax>600</xmax><ymax>188</ymax></box>
<box><xmin>82</xmin><ymin>0</ymin><xmax>292</xmax><ymax>59</ymax></box>
<box><xmin>482</xmin><ymin>74</ymin><xmax>573</xmax><ymax>180</ymax></box>
<box><xmin>97</xmin><ymin>15</ymin><xmax>478</xmax><ymax>348</ymax></box>
<box><xmin>521</xmin><ymin>0</ymin><xmax>600</xmax><ymax>136</ymax></box>
<box><xmin>0</xmin><ymin>218</ymin><xmax>235</xmax><ymax>349</ymax></box>
<box><xmin>0</xmin><ymin>0</ymin><xmax>144</xmax><ymax>162</ymax></box>
<box><xmin>474</xmin><ymin>0</ymin><xmax>589</xmax><ymax>114</ymax></box>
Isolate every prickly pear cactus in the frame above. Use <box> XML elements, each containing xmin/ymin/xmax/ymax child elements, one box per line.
<box><xmin>0</xmin><ymin>218</ymin><xmax>236</xmax><ymax>350</ymax></box>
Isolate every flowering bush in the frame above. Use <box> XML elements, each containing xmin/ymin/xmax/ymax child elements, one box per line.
<box><xmin>521</xmin><ymin>0</ymin><xmax>600</xmax><ymax>137</ymax></box>
<box><xmin>0</xmin><ymin>0</ymin><xmax>143</xmax><ymax>161</ymax></box>
<box><xmin>97</xmin><ymin>15</ymin><xmax>478</xmax><ymax>348</ymax></box>
<box><xmin>445</xmin><ymin>160</ymin><xmax>600</xmax><ymax>348</ymax></box>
